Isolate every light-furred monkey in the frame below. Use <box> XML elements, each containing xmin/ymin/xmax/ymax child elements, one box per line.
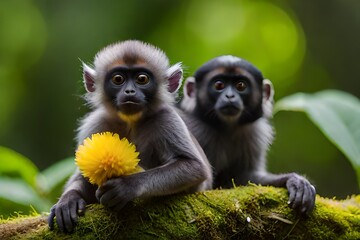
<box><xmin>179</xmin><ymin>55</ymin><xmax>316</xmax><ymax>215</ymax></box>
<box><xmin>48</xmin><ymin>40</ymin><xmax>213</xmax><ymax>233</ymax></box>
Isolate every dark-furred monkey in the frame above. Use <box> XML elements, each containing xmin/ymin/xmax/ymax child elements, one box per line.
<box><xmin>179</xmin><ymin>55</ymin><xmax>316</xmax><ymax>215</ymax></box>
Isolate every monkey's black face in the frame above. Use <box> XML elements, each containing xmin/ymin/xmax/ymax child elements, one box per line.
<box><xmin>196</xmin><ymin>67</ymin><xmax>263</xmax><ymax>126</ymax></box>
<box><xmin>104</xmin><ymin>66</ymin><xmax>158</xmax><ymax>116</ymax></box>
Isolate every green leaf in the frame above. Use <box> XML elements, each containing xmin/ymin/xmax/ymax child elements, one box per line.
<box><xmin>274</xmin><ymin>90</ymin><xmax>360</xmax><ymax>188</ymax></box>
<box><xmin>0</xmin><ymin>146</ymin><xmax>39</xmax><ymax>187</ymax></box>
<box><xmin>0</xmin><ymin>177</ymin><xmax>51</xmax><ymax>212</ymax></box>
<box><xmin>38</xmin><ymin>157</ymin><xmax>76</xmax><ymax>194</ymax></box>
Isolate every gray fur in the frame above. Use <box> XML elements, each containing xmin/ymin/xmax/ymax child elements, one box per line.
<box><xmin>179</xmin><ymin>55</ymin><xmax>316</xmax><ymax>215</ymax></box>
<box><xmin>48</xmin><ymin>40</ymin><xmax>212</xmax><ymax>233</ymax></box>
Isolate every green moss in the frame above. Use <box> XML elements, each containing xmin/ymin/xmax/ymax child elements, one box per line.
<box><xmin>1</xmin><ymin>185</ymin><xmax>360</xmax><ymax>239</ymax></box>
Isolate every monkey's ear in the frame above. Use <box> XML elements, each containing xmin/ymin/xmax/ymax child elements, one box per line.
<box><xmin>83</xmin><ymin>63</ymin><xmax>96</xmax><ymax>92</ymax></box>
<box><xmin>263</xmin><ymin>79</ymin><xmax>274</xmax><ymax>102</ymax></box>
<box><xmin>184</xmin><ymin>77</ymin><xmax>196</xmax><ymax>98</ymax></box>
<box><xmin>167</xmin><ymin>63</ymin><xmax>183</xmax><ymax>93</ymax></box>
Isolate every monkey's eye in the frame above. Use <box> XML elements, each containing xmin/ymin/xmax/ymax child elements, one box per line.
<box><xmin>136</xmin><ymin>74</ymin><xmax>150</xmax><ymax>85</ymax></box>
<box><xmin>213</xmin><ymin>81</ymin><xmax>225</xmax><ymax>91</ymax></box>
<box><xmin>235</xmin><ymin>81</ymin><xmax>247</xmax><ymax>92</ymax></box>
<box><xmin>112</xmin><ymin>74</ymin><xmax>125</xmax><ymax>85</ymax></box>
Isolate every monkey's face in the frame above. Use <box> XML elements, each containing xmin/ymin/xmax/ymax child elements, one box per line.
<box><xmin>104</xmin><ymin>66</ymin><xmax>158</xmax><ymax>116</ymax></box>
<box><xmin>197</xmin><ymin>66</ymin><xmax>263</xmax><ymax>125</ymax></box>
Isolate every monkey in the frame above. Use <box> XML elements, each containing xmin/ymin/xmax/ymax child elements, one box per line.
<box><xmin>48</xmin><ymin>40</ymin><xmax>213</xmax><ymax>233</ymax></box>
<box><xmin>178</xmin><ymin>55</ymin><xmax>316</xmax><ymax>215</ymax></box>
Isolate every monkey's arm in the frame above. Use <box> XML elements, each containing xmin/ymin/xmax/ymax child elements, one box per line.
<box><xmin>96</xmin><ymin>157</ymin><xmax>208</xmax><ymax>212</ymax></box>
<box><xmin>250</xmin><ymin>171</ymin><xmax>316</xmax><ymax>214</ymax></box>
<box><xmin>48</xmin><ymin>170</ymin><xmax>98</xmax><ymax>232</ymax></box>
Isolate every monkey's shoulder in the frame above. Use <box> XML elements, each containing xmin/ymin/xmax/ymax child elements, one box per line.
<box><xmin>141</xmin><ymin>105</ymin><xmax>186</xmax><ymax>131</ymax></box>
<box><xmin>135</xmin><ymin>105</ymin><xmax>198</xmax><ymax>168</ymax></box>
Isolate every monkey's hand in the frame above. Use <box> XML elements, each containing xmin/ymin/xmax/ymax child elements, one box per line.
<box><xmin>286</xmin><ymin>174</ymin><xmax>316</xmax><ymax>215</ymax></box>
<box><xmin>48</xmin><ymin>190</ymin><xmax>86</xmax><ymax>233</ymax></box>
<box><xmin>96</xmin><ymin>177</ymin><xmax>139</xmax><ymax>212</ymax></box>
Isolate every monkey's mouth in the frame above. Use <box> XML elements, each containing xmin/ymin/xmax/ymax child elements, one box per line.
<box><xmin>118</xmin><ymin>101</ymin><xmax>144</xmax><ymax>115</ymax></box>
<box><xmin>218</xmin><ymin>105</ymin><xmax>241</xmax><ymax>116</ymax></box>
<box><xmin>123</xmin><ymin>100</ymin><xmax>140</xmax><ymax>105</ymax></box>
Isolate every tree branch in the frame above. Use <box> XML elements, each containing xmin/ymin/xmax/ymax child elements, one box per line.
<box><xmin>1</xmin><ymin>185</ymin><xmax>359</xmax><ymax>239</ymax></box>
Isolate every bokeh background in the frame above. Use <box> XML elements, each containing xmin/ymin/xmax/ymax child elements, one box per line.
<box><xmin>0</xmin><ymin>0</ymin><xmax>359</xmax><ymax>206</ymax></box>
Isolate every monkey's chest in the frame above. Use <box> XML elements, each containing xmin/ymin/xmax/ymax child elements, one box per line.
<box><xmin>130</xmin><ymin>137</ymin><xmax>165</xmax><ymax>170</ymax></box>
<box><xmin>204</xmin><ymin>135</ymin><xmax>253</xmax><ymax>172</ymax></box>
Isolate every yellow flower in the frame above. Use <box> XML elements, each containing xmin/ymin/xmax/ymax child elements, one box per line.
<box><xmin>75</xmin><ymin>132</ymin><xmax>142</xmax><ymax>186</ymax></box>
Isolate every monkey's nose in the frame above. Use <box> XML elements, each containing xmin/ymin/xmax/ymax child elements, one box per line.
<box><xmin>226</xmin><ymin>94</ymin><xmax>235</xmax><ymax>99</ymax></box>
<box><xmin>125</xmin><ymin>89</ymin><xmax>136</xmax><ymax>95</ymax></box>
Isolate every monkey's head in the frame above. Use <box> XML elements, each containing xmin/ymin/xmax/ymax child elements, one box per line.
<box><xmin>82</xmin><ymin>40</ymin><xmax>182</xmax><ymax>123</ymax></box>
<box><xmin>183</xmin><ymin>55</ymin><xmax>274</xmax><ymax>126</ymax></box>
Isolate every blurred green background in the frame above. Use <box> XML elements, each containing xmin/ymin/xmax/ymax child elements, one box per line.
<box><xmin>0</xmin><ymin>0</ymin><xmax>359</xmax><ymax>213</ymax></box>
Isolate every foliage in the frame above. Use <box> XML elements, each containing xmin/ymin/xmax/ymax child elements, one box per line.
<box><xmin>1</xmin><ymin>186</ymin><xmax>359</xmax><ymax>239</ymax></box>
<box><xmin>274</xmin><ymin>90</ymin><xmax>360</xmax><ymax>189</ymax></box>
<box><xmin>152</xmin><ymin>0</ymin><xmax>305</xmax><ymax>95</ymax></box>
<box><xmin>0</xmin><ymin>147</ymin><xmax>75</xmax><ymax>216</ymax></box>
<box><xmin>0</xmin><ymin>0</ymin><xmax>46</xmax><ymax>136</ymax></box>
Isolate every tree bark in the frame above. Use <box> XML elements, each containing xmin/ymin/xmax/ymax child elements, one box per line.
<box><xmin>1</xmin><ymin>185</ymin><xmax>359</xmax><ymax>239</ymax></box>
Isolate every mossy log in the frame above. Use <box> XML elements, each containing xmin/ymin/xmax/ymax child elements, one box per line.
<box><xmin>1</xmin><ymin>185</ymin><xmax>360</xmax><ymax>239</ymax></box>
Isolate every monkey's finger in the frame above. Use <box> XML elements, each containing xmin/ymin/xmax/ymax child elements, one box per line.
<box><xmin>302</xmin><ymin>184</ymin><xmax>316</xmax><ymax>214</ymax></box>
<box><xmin>300</xmin><ymin>184</ymin><xmax>311</xmax><ymax>214</ymax></box>
<box><xmin>112</xmin><ymin>199</ymin><xmax>129</xmax><ymax>212</ymax></box>
<box><xmin>62</xmin><ymin>206</ymin><xmax>74</xmax><ymax>233</ymax></box>
<box><xmin>99</xmin><ymin>178</ymin><xmax>119</xmax><ymax>192</ymax></box>
<box><xmin>97</xmin><ymin>188</ymin><xmax>117</xmax><ymax>206</ymax></box>
<box><xmin>287</xmin><ymin>185</ymin><xmax>297</xmax><ymax>207</ymax></box>
<box><xmin>293</xmin><ymin>181</ymin><xmax>305</xmax><ymax>211</ymax></box>
<box><xmin>48</xmin><ymin>205</ymin><xmax>56</xmax><ymax>230</ymax></box>
<box><xmin>106</xmin><ymin>194</ymin><xmax>127</xmax><ymax>209</ymax></box>
<box><xmin>101</xmin><ymin>192</ymin><xmax>118</xmax><ymax>207</ymax></box>
<box><xmin>77</xmin><ymin>198</ymin><xmax>86</xmax><ymax>216</ymax></box>
<box><xmin>311</xmin><ymin>184</ymin><xmax>316</xmax><ymax>194</ymax></box>
<box><xmin>308</xmin><ymin>185</ymin><xmax>316</xmax><ymax>214</ymax></box>
<box><xmin>55</xmin><ymin>207</ymin><xmax>65</xmax><ymax>233</ymax></box>
<box><xmin>69</xmin><ymin>201</ymin><xmax>78</xmax><ymax>224</ymax></box>
<box><xmin>95</xmin><ymin>187</ymin><xmax>105</xmax><ymax>201</ymax></box>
